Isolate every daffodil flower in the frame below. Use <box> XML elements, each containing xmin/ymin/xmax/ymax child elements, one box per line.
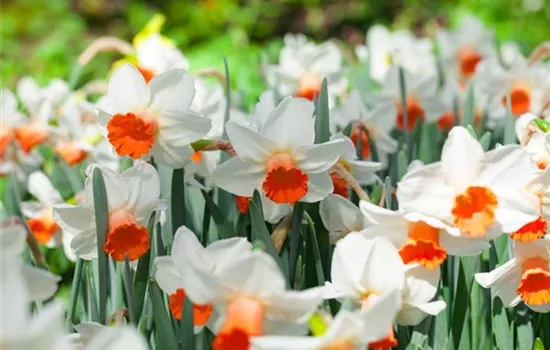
<box><xmin>53</xmin><ymin>162</ymin><xmax>165</xmax><ymax>262</ymax></box>
<box><xmin>475</xmin><ymin>238</ymin><xmax>550</xmax><ymax>312</ymax></box>
<box><xmin>214</xmin><ymin>97</ymin><xmax>347</xmax><ymax>205</ymax></box>
<box><xmin>397</xmin><ymin>126</ymin><xmax>539</xmax><ymax>239</ymax></box>
<box><xmin>319</xmin><ymin>194</ymin><xmax>367</xmax><ymax>243</ymax></box>
<box><xmin>250</xmin><ymin>289</ymin><xmax>401</xmax><ymax>350</ymax></box>
<box><xmin>515</xmin><ymin>113</ymin><xmax>550</xmax><ymax>170</ymax></box>
<box><xmin>96</xmin><ymin>64</ymin><xmax>212</xmax><ymax>168</ymax></box>
<box><xmin>264</xmin><ymin>34</ymin><xmax>347</xmax><ymax>106</ymax></box>
<box><xmin>177</xmin><ymin>240</ymin><xmax>323</xmax><ymax>349</ymax></box>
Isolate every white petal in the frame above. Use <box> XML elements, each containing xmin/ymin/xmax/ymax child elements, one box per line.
<box><xmin>121</xmin><ymin>162</ymin><xmax>161</xmax><ymax>211</ymax></box>
<box><xmin>20</xmin><ymin>201</ymin><xmax>43</xmax><ymax>219</ymax></box>
<box><xmin>320</xmin><ymin>194</ymin><xmax>363</xmax><ymax>233</ymax></box>
<box><xmin>265</xmin><ymin>287</ymin><xmax>323</xmax><ymax>323</ymax></box>
<box><xmin>27</xmin><ymin>171</ymin><xmax>63</xmax><ymax>206</ymax></box>
<box><xmin>86</xmin><ymin>326</ymin><xmax>149</xmax><ymax>350</ymax></box>
<box><xmin>213</xmin><ymin>157</ymin><xmax>265</xmax><ymax>197</ymax></box>
<box><xmin>397</xmin><ymin>300</ymin><xmax>446</xmax><ymax>325</ymax></box>
<box><xmin>297</xmin><ymin>139</ymin><xmax>347</xmax><ymax>173</ymax></box>
<box><xmin>22</xmin><ymin>265</ymin><xmax>60</xmax><ymax>301</ymax></box>
<box><xmin>0</xmin><ymin>225</ymin><xmax>27</xmax><ymax>258</ymax></box>
<box><xmin>440</xmin><ymin>232</ymin><xmax>491</xmax><ymax>256</ymax></box>
<box><xmin>70</xmin><ymin>228</ymin><xmax>98</xmax><ymax>260</ymax></box>
<box><xmin>53</xmin><ymin>203</ymin><xmax>94</xmax><ymax>235</ymax></box>
<box><xmin>206</xmin><ymin>236</ymin><xmax>254</xmax><ymax>271</ymax></box>
<box><xmin>149</xmin><ymin>69</ymin><xmax>195</xmax><ymax>113</ymax></box>
<box><xmin>441</xmin><ymin>126</ymin><xmax>484</xmax><ymax>189</ymax></box>
<box><xmin>515</xmin><ymin>113</ymin><xmax>537</xmax><ymax>141</ymax></box>
<box><xmin>171</xmin><ymin>225</ymin><xmax>212</xmax><ymax>273</ymax></box>
<box><xmin>356</xmin><ymin>288</ymin><xmax>402</xmax><ymax>343</ymax></box>
<box><xmin>226</xmin><ymin>121</ymin><xmax>278</xmax><ymax>162</ymax></box>
<box><xmin>85</xmin><ymin>164</ymin><xmax>129</xmax><ymax>210</ymax></box>
<box><xmin>403</xmin><ymin>264</ymin><xmax>440</xmax><ymax>306</ymax></box>
<box><xmin>106</xmin><ymin>64</ymin><xmax>149</xmax><ymax>112</ymax></box>
<box><xmin>262</xmin><ymin>97</ymin><xmax>315</xmax><ymax>148</ymax></box>
<box><xmin>159</xmin><ymin>109</ymin><xmax>212</xmax><ymax>146</ymax></box>
<box><xmin>475</xmin><ymin>259</ymin><xmax>522</xmax><ymax>306</ymax></box>
<box><xmin>251</xmin><ymin>335</ymin><xmax>324</xmax><ymax>350</ymax></box>
<box><xmin>154</xmin><ymin>256</ymin><xmax>181</xmax><ymax>295</ymax></box>
<box><xmin>150</xmin><ymin>135</ymin><xmax>195</xmax><ymax>168</ymax></box>
<box><xmin>261</xmin><ymin>195</ymin><xmax>292</xmax><ymax>224</ymax></box>
<box><xmin>300</xmin><ymin>171</ymin><xmax>333</xmax><ymax>203</ymax></box>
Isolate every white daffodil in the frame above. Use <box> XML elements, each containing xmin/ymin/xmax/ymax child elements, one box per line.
<box><xmin>475</xmin><ymin>238</ymin><xmax>550</xmax><ymax>312</ymax></box>
<box><xmin>53</xmin><ymin>162</ymin><xmax>165</xmax><ymax>261</ymax></box>
<box><xmin>359</xmin><ymin>200</ymin><xmax>491</xmax><ymax>269</ymax></box>
<box><xmin>476</xmin><ymin>56</ymin><xmax>550</xmax><ymax>123</ymax></box>
<box><xmin>154</xmin><ymin>225</ymin><xmax>253</xmax><ymax>332</ymax></box>
<box><xmin>251</xmin><ymin>289</ymin><xmax>401</xmax><ymax>350</ymax></box>
<box><xmin>515</xmin><ymin>113</ymin><xmax>550</xmax><ymax>170</ymax></box>
<box><xmin>437</xmin><ymin>15</ymin><xmax>495</xmax><ymax>83</ymax></box>
<box><xmin>365</xmin><ymin>67</ymin><xmax>448</xmax><ymax>132</ymax></box>
<box><xmin>20</xmin><ymin>171</ymin><xmax>65</xmax><ymax>246</ymax></box>
<box><xmin>214</xmin><ymin>96</ymin><xmax>347</xmax><ymax>205</ymax></box>
<box><xmin>330</xmin><ymin>90</ymin><xmax>398</xmax><ymax>168</ymax></box>
<box><xmin>398</xmin><ymin>264</ymin><xmax>446</xmax><ymax>325</ymax></box>
<box><xmin>323</xmin><ymin>233</ymin><xmax>405</xmax><ymax>348</ymax></box>
<box><xmin>1</xmin><ymin>239</ymin><xmax>69</xmax><ymax>350</ymax></box>
<box><xmin>0</xmin><ymin>88</ymin><xmax>26</xmax><ymax>159</ymax></box>
<box><xmin>96</xmin><ymin>64</ymin><xmax>212</xmax><ymax>168</ymax></box>
<box><xmin>319</xmin><ymin>194</ymin><xmax>367</xmax><ymax>243</ymax></box>
<box><xmin>71</xmin><ymin>324</ymin><xmax>149</xmax><ymax>350</ymax></box>
<box><xmin>329</xmin><ymin>133</ymin><xmax>382</xmax><ymax>197</ymax></box>
<box><xmin>397</xmin><ymin>126</ymin><xmax>539</xmax><ymax>240</ymax></box>
<box><xmin>179</xmin><ymin>245</ymin><xmax>323</xmax><ymax>347</ymax></box>
<box><xmin>500</xmin><ymin>41</ymin><xmax>526</xmax><ymax>68</ymax></box>
<box><xmin>0</xmin><ymin>143</ymin><xmax>43</xmax><ymax>184</ymax></box>
<box><xmin>0</xmin><ymin>223</ymin><xmax>60</xmax><ymax>301</ymax></box>
<box><xmin>265</xmin><ymin>33</ymin><xmax>347</xmax><ymax>105</ymax></box>
<box><xmin>359</xmin><ymin>24</ymin><xmax>436</xmax><ymax>83</ymax></box>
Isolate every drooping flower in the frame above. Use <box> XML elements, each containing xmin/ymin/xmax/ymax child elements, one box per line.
<box><xmin>177</xmin><ymin>241</ymin><xmax>323</xmax><ymax>349</ymax></box>
<box><xmin>251</xmin><ymin>289</ymin><xmax>401</xmax><ymax>350</ymax></box>
<box><xmin>53</xmin><ymin>162</ymin><xmax>165</xmax><ymax>261</ymax></box>
<box><xmin>356</xmin><ymin>24</ymin><xmax>436</xmax><ymax>83</ymax></box>
<box><xmin>364</xmin><ymin>67</ymin><xmax>448</xmax><ymax>132</ymax></box>
<box><xmin>264</xmin><ymin>33</ymin><xmax>347</xmax><ymax>106</ymax></box>
<box><xmin>398</xmin><ymin>126</ymin><xmax>539</xmax><ymax>239</ymax></box>
<box><xmin>330</xmin><ymin>90</ymin><xmax>397</xmax><ymax>168</ymax></box>
<box><xmin>213</xmin><ymin>96</ymin><xmax>347</xmax><ymax>205</ymax></box>
<box><xmin>319</xmin><ymin>194</ymin><xmax>368</xmax><ymax>243</ymax></box>
<box><xmin>360</xmin><ymin>201</ymin><xmax>491</xmax><ymax>269</ymax></box>
<box><xmin>475</xmin><ymin>238</ymin><xmax>550</xmax><ymax>312</ymax></box>
<box><xmin>96</xmin><ymin>64</ymin><xmax>212</xmax><ymax>168</ymax></box>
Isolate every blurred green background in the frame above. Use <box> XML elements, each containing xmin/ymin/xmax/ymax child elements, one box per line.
<box><xmin>2</xmin><ymin>0</ymin><xmax>550</xmax><ymax>93</ymax></box>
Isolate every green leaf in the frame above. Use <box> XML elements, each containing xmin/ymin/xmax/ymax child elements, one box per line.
<box><xmin>461</xmin><ymin>84</ymin><xmax>475</xmax><ymax>127</ymax></box>
<box><xmin>250</xmin><ymin>190</ymin><xmax>287</xmax><ymax>281</ymax></box>
<box><xmin>397</xmin><ymin>149</ymin><xmax>408</xmax><ymax>181</ymax></box>
<box><xmin>180</xmin><ymin>295</ymin><xmax>195</xmax><ymax>350</ymax></box>
<box><xmin>515</xmin><ymin>304</ymin><xmax>534</xmax><ymax>350</ymax></box>
<box><xmin>398</xmin><ymin>67</ymin><xmax>409</xmax><ymax>139</ymax></box>
<box><xmin>503</xmin><ymin>90</ymin><xmax>517</xmax><ymax>144</ymax></box>
<box><xmin>479</xmin><ymin>131</ymin><xmax>492</xmax><ymax>151</ymax></box>
<box><xmin>132</xmin><ymin>214</ymin><xmax>156</xmax><ymax>324</ymax></box>
<box><xmin>314</xmin><ymin>78</ymin><xmax>330</xmax><ymax>143</ymax></box>
<box><xmin>171</xmin><ymin>168</ymin><xmax>186</xmax><ymax>235</ymax></box>
<box><xmin>149</xmin><ymin>280</ymin><xmax>179</xmax><ymax>350</ymax></box>
<box><xmin>201</xmin><ymin>190</ymin><xmax>236</xmax><ymax>239</ymax></box>
<box><xmin>92</xmin><ymin>167</ymin><xmax>109</xmax><ymax>325</ymax></box>
<box><xmin>289</xmin><ymin>202</ymin><xmax>306</xmax><ymax>285</ymax></box>
<box><xmin>309</xmin><ymin>313</ymin><xmax>328</xmax><ymax>336</ymax></box>
<box><xmin>66</xmin><ymin>258</ymin><xmax>84</xmax><ymax>325</ymax></box>
<box><xmin>466</xmin><ymin>124</ymin><xmax>477</xmax><ymax>138</ymax></box>
<box><xmin>492</xmin><ymin>297</ymin><xmax>513</xmax><ymax>350</ymax></box>
<box><xmin>190</xmin><ymin>139</ymin><xmax>214</xmax><ymax>152</ymax></box>
<box><xmin>449</xmin><ymin>259</ymin><xmax>469</xmax><ymax>350</ymax></box>
<box><xmin>123</xmin><ymin>257</ymin><xmax>134</xmax><ymax>323</ymax></box>
<box><xmin>384</xmin><ymin>176</ymin><xmax>393</xmax><ymax>209</ymax></box>
<box><xmin>58</xmin><ymin>157</ymin><xmax>84</xmax><ymax>194</ymax></box>
<box><xmin>303</xmin><ymin>216</ymin><xmax>325</xmax><ymax>289</ymax></box>
<box><xmin>532</xmin><ymin>119</ymin><xmax>550</xmax><ymax>133</ymax></box>
<box><xmin>406</xmin><ymin>330</ymin><xmax>429</xmax><ymax>350</ymax></box>
<box><xmin>534</xmin><ymin>337</ymin><xmax>545</xmax><ymax>350</ymax></box>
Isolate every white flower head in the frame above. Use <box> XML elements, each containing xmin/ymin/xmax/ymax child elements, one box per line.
<box><xmin>97</xmin><ymin>64</ymin><xmax>212</xmax><ymax>168</ymax></box>
<box><xmin>53</xmin><ymin>162</ymin><xmax>165</xmax><ymax>262</ymax></box>
<box><xmin>319</xmin><ymin>194</ymin><xmax>367</xmax><ymax>243</ymax></box>
<box><xmin>135</xmin><ymin>33</ymin><xmax>190</xmax><ymax>80</ymax></box>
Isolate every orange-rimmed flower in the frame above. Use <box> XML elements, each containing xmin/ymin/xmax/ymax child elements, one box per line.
<box><xmin>53</xmin><ymin>162</ymin><xmax>165</xmax><ymax>262</ymax></box>
<box><xmin>213</xmin><ymin>97</ymin><xmax>347</xmax><ymax>205</ymax></box>
<box><xmin>476</xmin><ymin>238</ymin><xmax>550</xmax><ymax>312</ymax></box>
<box><xmin>0</xmin><ymin>88</ymin><xmax>26</xmax><ymax>158</ymax></box>
<box><xmin>97</xmin><ymin>64</ymin><xmax>212</xmax><ymax>168</ymax></box>
<box><xmin>398</xmin><ymin>126</ymin><xmax>539</xmax><ymax>240</ymax></box>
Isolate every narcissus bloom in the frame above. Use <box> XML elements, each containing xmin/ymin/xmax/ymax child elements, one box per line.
<box><xmin>360</xmin><ymin>201</ymin><xmax>491</xmax><ymax>269</ymax></box>
<box><xmin>214</xmin><ymin>97</ymin><xmax>347</xmax><ymax>204</ymax></box>
<box><xmin>97</xmin><ymin>64</ymin><xmax>212</xmax><ymax>168</ymax></box>
<box><xmin>475</xmin><ymin>238</ymin><xmax>550</xmax><ymax>312</ymax></box>
<box><xmin>251</xmin><ymin>289</ymin><xmax>401</xmax><ymax>350</ymax></box>
<box><xmin>437</xmin><ymin>15</ymin><xmax>495</xmax><ymax>83</ymax></box>
<box><xmin>365</xmin><ymin>67</ymin><xmax>447</xmax><ymax>132</ymax></box>
<box><xmin>357</xmin><ymin>25</ymin><xmax>436</xmax><ymax>83</ymax></box>
<box><xmin>265</xmin><ymin>34</ymin><xmax>347</xmax><ymax>105</ymax></box>
<box><xmin>398</xmin><ymin>126</ymin><xmax>539</xmax><ymax>239</ymax></box>
<box><xmin>53</xmin><ymin>162</ymin><xmax>165</xmax><ymax>261</ymax></box>
<box><xmin>319</xmin><ymin>194</ymin><xmax>367</xmax><ymax>243</ymax></box>
<box><xmin>179</xmin><ymin>244</ymin><xmax>323</xmax><ymax>349</ymax></box>
<box><xmin>331</xmin><ymin>90</ymin><xmax>397</xmax><ymax>167</ymax></box>
<box><xmin>154</xmin><ymin>226</ymin><xmax>253</xmax><ymax>332</ymax></box>
<box><xmin>515</xmin><ymin>113</ymin><xmax>550</xmax><ymax>170</ymax></box>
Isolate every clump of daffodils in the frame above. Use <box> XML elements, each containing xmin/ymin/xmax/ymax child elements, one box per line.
<box><xmin>2</xmin><ymin>12</ymin><xmax>550</xmax><ymax>350</ymax></box>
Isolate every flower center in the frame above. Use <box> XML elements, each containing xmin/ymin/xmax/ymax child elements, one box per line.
<box><xmin>13</xmin><ymin>122</ymin><xmax>49</xmax><ymax>153</ymax></box>
<box><xmin>213</xmin><ymin>297</ymin><xmax>265</xmax><ymax>350</ymax></box>
<box><xmin>517</xmin><ymin>257</ymin><xmax>550</xmax><ymax>305</ymax></box>
<box><xmin>104</xmin><ymin>209</ymin><xmax>150</xmax><ymax>261</ymax></box>
<box><xmin>458</xmin><ymin>46</ymin><xmax>482</xmax><ymax>77</ymax></box>
<box><xmin>501</xmin><ymin>83</ymin><xmax>531</xmax><ymax>116</ymax></box>
<box><xmin>436</xmin><ymin>110</ymin><xmax>456</xmax><ymax>132</ymax></box>
<box><xmin>451</xmin><ymin>186</ymin><xmax>498</xmax><ymax>236</ymax></box>
<box><xmin>510</xmin><ymin>216</ymin><xmax>547</xmax><ymax>242</ymax></box>
<box><xmin>191</xmin><ymin>151</ymin><xmax>203</xmax><ymax>163</ymax></box>
<box><xmin>168</xmin><ymin>288</ymin><xmax>213</xmax><ymax>326</ymax></box>
<box><xmin>55</xmin><ymin>141</ymin><xmax>88</xmax><ymax>166</ymax></box>
<box><xmin>262</xmin><ymin>152</ymin><xmax>308</xmax><ymax>204</ymax></box>
<box><xmin>296</xmin><ymin>73</ymin><xmax>321</xmax><ymax>101</ymax></box>
<box><xmin>27</xmin><ymin>210</ymin><xmax>59</xmax><ymax>244</ymax></box>
<box><xmin>107</xmin><ymin>112</ymin><xmax>157</xmax><ymax>159</ymax></box>
<box><xmin>396</xmin><ymin>97</ymin><xmax>425</xmax><ymax>131</ymax></box>
<box><xmin>137</xmin><ymin>65</ymin><xmax>156</xmax><ymax>83</ymax></box>
<box><xmin>331</xmin><ymin>173</ymin><xmax>349</xmax><ymax>198</ymax></box>
<box><xmin>350</xmin><ymin>125</ymin><xmax>370</xmax><ymax>159</ymax></box>
<box><xmin>536</xmin><ymin>160</ymin><xmax>549</xmax><ymax>170</ymax></box>
<box><xmin>399</xmin><ymin>221</ymin><xmax>447</xmax><ymax>269</ymax></box>
<box><xmin>235</xmin><ymin>196</ymin><xmax>251</xmax><ymax>214</ymax></box>
<box><xmin>368</xmin><ymin>326</ymin><xmax>398</xmax><ymax>350</ymax></box>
